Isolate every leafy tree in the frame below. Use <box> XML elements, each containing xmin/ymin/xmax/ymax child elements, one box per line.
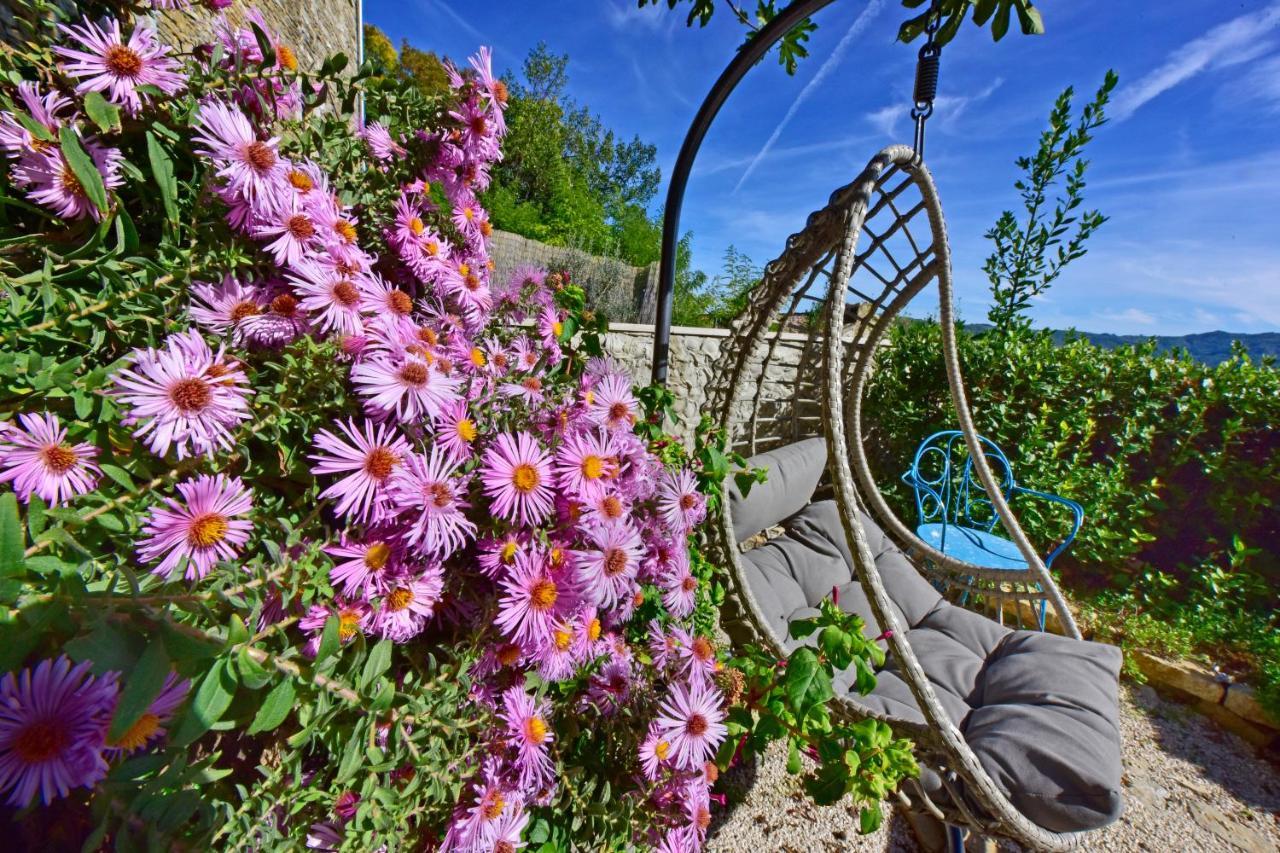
<box><xmin>362</xmin><ymin>23</ymin><xmax>398</xmax><ymax>74</ymax></box>
<box><xmin>984</xmin><ymin>71</ymin><xmax>1117</xmax><ymax>334</ymax></box>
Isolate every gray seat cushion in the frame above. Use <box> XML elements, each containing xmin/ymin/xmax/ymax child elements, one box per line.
<box><xmin>729</xmin><ymin>437</ymin><xmax>828</xmax><ymax>543</ymax></box>
<box><xmin>728</xmin><ymin>449</ymin><xmax>1123</xmax><ymax>835</ymax></box>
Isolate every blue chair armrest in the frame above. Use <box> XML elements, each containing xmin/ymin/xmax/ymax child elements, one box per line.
<box><xmin>1011</xmin><ymin>486</ymin><xmax>1084</xmax><ymax>566</ymax></box>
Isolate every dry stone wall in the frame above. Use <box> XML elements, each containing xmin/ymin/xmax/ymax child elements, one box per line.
<box><xmin>154</xmin><ymin>0</ymin><xmax>359</xmax><ymax>72</ymax></box>
<box><xmin>601</xmin><ymin>322</ymin><xmax>814</xmax><ymax>450</ymax></box>
<box><xmin>490</xmin><ymin>230</ymin><xmax>656</xmax><ymax>324</ymax></box>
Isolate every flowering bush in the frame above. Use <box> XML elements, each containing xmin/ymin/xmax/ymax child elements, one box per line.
<box><xmin>0</xmin><ymin>3</ymin><xmax>915</xmax><ymax>849</ymax></box>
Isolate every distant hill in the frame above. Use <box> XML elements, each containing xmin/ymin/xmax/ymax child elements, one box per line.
<box><xmin>960</xmin><ymin>326</ymin><xmax>1280</xmax><ymax>366</ymax></box>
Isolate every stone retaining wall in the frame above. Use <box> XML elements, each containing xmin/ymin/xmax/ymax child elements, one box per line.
<box><xmin>155</xmin><ymin>0</ymin><xmax>359</xmax><ymax>72</ymax></box>
<box><xmin>600</xmin><ymin>322</ymin><xmax>814</xmax><ymax>449</ymax></box>
<box><xmin>489</xmin><ymin>230</ymin><xmax>657</xmax><ymax>324</ymax></box>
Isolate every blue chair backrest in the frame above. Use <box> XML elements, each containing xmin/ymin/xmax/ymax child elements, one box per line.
<box><xmin>902</xmin><ymin>430</ymin><xmax>1016</xmax><ymax>533</ymax></box>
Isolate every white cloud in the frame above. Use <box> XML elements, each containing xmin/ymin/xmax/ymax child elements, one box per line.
<box><xmin>1226</xmin><ymin>53</ymin><xmax>1280</xmax><ymax>112</ymax></box>
<box><xmin>863</xmin><ymin>78</ymin><xmax>1004</xmax><ymax>138</ymax></box>
<box><xmin>1097</xmin><ymin>307</ymin><xmax>1157</xmax><ymax>326</ymax></box>
<box><xmin>416</xmin><ymin>0</ymin><xmax>488</xmax><ymax>43</ymax></box>
<box><xmin>733</xmin><ymin>0</ymin><xmax>887</xmax><ymax>193</ymax></box>
<box><xmin>1110</xmin><ymin>3</ymin><xmax>1280</xmax><ymax>121</ymax></box>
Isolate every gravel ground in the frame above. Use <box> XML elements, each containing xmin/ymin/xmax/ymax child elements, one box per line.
<box><xmin>708</xmin><ymin>683</ymin><xmax>1280</xmax><ymax>852</ymax></box>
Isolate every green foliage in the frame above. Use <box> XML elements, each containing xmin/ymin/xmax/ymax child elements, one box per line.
<box><xmin>866</xmin><ymin>322</ymin><xmax>1280</xmax><ymax>708</ymax></box>
<box><xmin>643</xmin><ymin>0</ymin><xmax>1049</xmax><ymax>74</ymax></box>
<box><xmin>724</xmin><ymin>598</ymin><xmax>915</xmax><ymax>829</ymax></box>
<box><xmin>985</xmin><ymin>71</ymin><xmax>1117</xmax><ymax>334</ymax></box>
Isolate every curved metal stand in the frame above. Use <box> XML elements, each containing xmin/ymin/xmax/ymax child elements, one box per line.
<box><xmin>651</xmin><ymin>0</ymin><xmax>840</xmax><ymax>383</ymax></box>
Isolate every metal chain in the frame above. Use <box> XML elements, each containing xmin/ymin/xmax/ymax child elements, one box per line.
<box><xmin>910</xmin><ymin>0</ymin><xmax>944</xmax><ymax>165</ymax></box>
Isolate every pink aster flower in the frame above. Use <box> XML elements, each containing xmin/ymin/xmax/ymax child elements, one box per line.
<box><xmin>350</xmin><ymin>354</ymin><xmax>461</xmax><ymax>422</ymax></box>
<box><xmin>105</xmin><ymin>671</ymin><xmax>189</xmax><ymax>755</ymax></box>
<box><xmin>476</xmin><ymin>531</ymin><xmax>527</xmax><ymax>578</ymax></box>
<box><xmin>499</xmin><ymin>686</ymin><xmax>555</xmax><ymax>794</ymax></box>
<box><xmin>480</xmin><ymin>803</ymin><xmax>530</xmax><ymax>853</ymax></box>
<box><xmin>554</xmin><ymin>430</ymin><xmax>617</xmax><ymax>502</ymax></box>
<box><xmin>653</xmin><ymin>677</ymin><xmax>727</xmax><ymax>772</ymax></box>
<box><xmin>671</xmin><ymin>627</ymin><xmax>719</xmax><ymax>683</ymax></box>
<box><xmin>300</xmin><ymin>597</ymin><xmax>371</xmax><ymax>656</ymax></box>
<box><xmin>469</xmin><ymin>46</ymin><xmax>508</xmax><ymax>120</ymax></box>
<box><xmin>387</xmin><ymin>447</ymin><xmax>476</xmax><ymax>559</ymax></box>
<box><xmin>360</xmin><ymin>121</ymin><xmax>405</xmax><ymax>161</ymax></box>
<box><xmin>309</xmin><ymin>418</ymin><xmax>409</xmax><ymax>525</ymax></box>
<box><xmin>480</xmin><ymin>432</ymin><xmax>554</xmax><ymax>526</ymax></box>
<box><xmin>112</xmin><ymin>330</ymin><xmax>252</xmax><ymax>460</ymax></box>
<box><xmin>136</xmin><ymin>473</ymin><xmax>254</xmax><ymax>581</ymax></box>
<box><xmin>583</xmin><ymin>655</ymin><xmax>633</xmax><ymax>714</ymax></box>
<box><xmin>17</xmin><ymin>143</ymin><xmax>124</xmax><ymax>222</ymax></box>
<box><xmin>54</xmin><ymin>17</ymin><xmax>186</xmax><ymax>116</ymax></box>
<box><xmin>639</xmin><ymin>725</ymin><xmax>673</xmax><ymax>781</ymax></box>
<box><xmin>499</xmin><ymin>375</ymin><xmax>545</xmax><ymax>405</ymax></box>
<box><xmin>253</xmin><ymin>195</ymin><xmax>321</xmax><ymax>268</ymax></box>
<box><xmin>433</xmin><ymin>398</ymin><xmax>478</xmax><ymax>463</ymax></box>
<box><xmin>658</xmin><ymin>468</ymin><xmax>706</xmax><ymax>534</ymax></box>
<box><xmin>374</xmin><ymin>566</ymin><xmax>445</xmax><ymax>642</ymax></box>
<box><xmin>188</xmin><ymin>275</ymin><xmax>268</xmax><ymax>343</ymax></box>
<box><xmin>192</xmin><ymin>99</ymin><xmax>288</xmax><ymax>205</ymax></box>
<box><xmin>588</xmin><ymin>373</ymin><xmax>638</xmax><ymax>433</ymax></box>
<box><xmin>0</xmin><ymin>656</ymin><xmax>119</xmax><ymax>807</ymax></box>
<box><xmin>0</xmin><ymin>82</ymin><xmax>72</xmax><ymax>156</ymax></box>
<box><xmin>494</xmin><ymin>551</ymin><xmax>578</xmax><ymax>647</ymax></box>
<box><xmin>237</xmin><ymin>289</ymin><xmax>311</xmax><ymax>348</ymax></box>
<box><xmin>0</xmin><ymin>412</ymin><xmax>99</xmax><ymax>506</ymax></box>
<box><xmin>324</xmin><ymin>532</ymin><xmax>404</xmax><ymax>597</ymax></box>
<box><xmin>661</xmin><ymin>560</ymin><xmax>699</xmax><ymax>620</ymax></box>
<box><xmin>574</xmin><ymin>520</ymin><xmax>644</xmax><ymax>610</ymax></box>
<box><xmin>287</xmin><ymin>260</ymin><xmax>366</xmax><ymax>336</ymax></box>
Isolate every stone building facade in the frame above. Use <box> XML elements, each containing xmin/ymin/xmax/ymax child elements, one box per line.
<box><xmin>155</xmin><ymin>0</ymin><xmax>359</xmax><ymax>72</ymax></box>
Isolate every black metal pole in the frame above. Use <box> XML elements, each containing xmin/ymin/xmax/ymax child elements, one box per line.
<box><xmin>651</xmin><ymin>0</ymin><xmax>841</xmax><ymax>384</ymax></box>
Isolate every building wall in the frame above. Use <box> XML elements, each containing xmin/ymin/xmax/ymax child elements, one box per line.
<box><xmin>154</xmin><ymin>0</ymin><xmax>359</xmax><ymax>73</ymax></box>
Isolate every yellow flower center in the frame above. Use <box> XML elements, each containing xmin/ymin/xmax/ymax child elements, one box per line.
<box><xmin>553</xmin><ymin>629</ymin><xmax>573</xmax><ymax>651</ymax></box>
<box><xmin>482</xmin><ymin>789</ymin><xmax>505</xmax><ymax>820</ymax></box>
<box><xmin>409</xmin><ymin>216</ymin><xmax>425</xmax><ymax>235</ymax></box>
<box><xmin>588</xmin><ymin>618</ymin><xmax>602</xmax><ymax>641</ymax></box>
<box><xmin>551</xmin><ymin>321</ymin><xmax>563</xmax><ymax>338</ymax></box>
<box><xmin>40</xmin><ymin>444</ymin><xmax>78</xmax><ymax>474</ymax></box>
<box><xmin>104</xmin><ymin>44</ymin><xmax>143</xmax><ymax>78</ymax></box>
<box><xmin>338</xmin><ymin>611</ymin><xmax>361</xmax><ymax>641</ymax></box>
<box><xmin>469</xmin><ymin>347</ymin><xmax>486</xmax><ymax>367</ymax></box>
<box><xmin>456</xmin><ymin>418</ymin><xmax>477</xmax><ymax>443</ymax></box>
<box><xmin>581</xmin><ymin>455</ymin><xmax>604</xmax><ymax>481</ymax></box>
<box><xmin>529</xmin><ymin>578</ymin><xmax>557</xmax><ymax>611</ymax></box>
<box><xmin>277</xmin><ymin>44</ymin><xmax>298</xmax><ymax>71</ymax></box>
<box><xmin>187</xmin><ymin>513</ymin><xmax>229</xmax><ymax>548</ymax></box>
<box><xmin>287</xmin><ymin>169</ymin><xmax>313</xmax><ymax>191</ymax></box>
<box><xmin>363</xmin><ymin>447</ymin><xmax>399</xmax><ymax>481</ymax></box>
<box><xmin>654</xmin><ymin>740</ymin><xmax>670</xmax><ymax>761</ymax></box>
<box><xmin>524</xmin><ymin>716</ymin><xmax>547</xmax><ymax>745</ymax></box>
<box><xmin>335</xmin><ymin>220</ymin><xmax>357</xmax><ymax>243</ymax></box>
<box><xmin>386</xmin><ymin>587</ymin><xmax>413</xmax><ymax>612</ymax></box>
<box><xmin>364</xmin><ymin>542</ymin><xmax>391</xmax><ymax>571</ymax></box>
<box><xmin>500</xmin><ymin>541</ymin><xmax>518</xmax><ymax>564</ymax></box>
<box><xmin>511</xmin><ymin>463</ymin><xmax>539</xmax><ymax>493</ymax></box>
<box><xmin>108</xmin><ymin>712</ymin><xmax>160</xmax><ymax>752</ymax></box>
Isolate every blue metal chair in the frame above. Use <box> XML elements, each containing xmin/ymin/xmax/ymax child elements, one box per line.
<box><xmin>901</xmin><ymin>431</ymin><xmax>1084</xmax><ymax>629</ymax></box>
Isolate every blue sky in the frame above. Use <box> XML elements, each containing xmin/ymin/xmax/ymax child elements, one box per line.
<box><xmin>365</xmin><ymin>0</ymin><xmax>1280</xmax><ymax>335</ymax></box>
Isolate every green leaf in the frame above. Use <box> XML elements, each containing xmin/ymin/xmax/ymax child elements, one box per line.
<box><xmin>335</xmin><ymin>727</ymin><xmax>363</xmax><ymax>782</ymax></box>
<box><xmin>82</xmin><ymin>91</ymin><xmax>121</xmax><ymax>134</ymax></box>
<box><xmin>250</xmin><ymin>21</ymin><xmax>277</xmax><ymax>69</ymax></box>
<box><xmin>172</xmin><ymin>658</ymin><xmax>238</xmax><ymax>746</ymax></box>
<box><xmin>785</xmin><ymin>737</ymin><xmax>802</xmax><ymax>774</ymax></box>
<box><xmin>58</xmin><ymin>127</ymin><xmax>108</xmax><ymax>214</ymax></box>
<box><xmin>13</xmin><ymin>111</ymin><xmax>54</xmax><ymax>143</ymax></box>
<box><xmin>246</xmin><ymin>678</ymin><xmax>295</xmax><ymax>734</ymax></box>
<box><xmin>145</xmin><ymin>131</ymin><xmax>179</xmax><ymax>225</ymax></box>
<box><xmin>0</xmin><ymin>493</ymin><xmax>25</xmax><ymax>579</ymax></box>
<box><xmin>859</xmin><ymin>804</ymin><xmax>883</xmax><ymax>834</ymax></box>
<box><xmin>107</xmin><ymin>641</ymin><xmax>170</xmax><ymax>742</ymax></box>
<box><xmin>783</xmin><ymin>648</ymin><xmax>833</xmax><ymax>720</ymax></box>
<box><xmin>359</xmin><ymin>639</ymin><xmax>393</xmax><ymax>691</ymax></box>
<box><xmin>315</xmin><ymin>615</ymin><xmax>341</xmax><ymax>664</ymax></box>
<box><xmin>99</xmin><ymin>463</ymin><xmax>135</xmax><ymax>491</ymax></box>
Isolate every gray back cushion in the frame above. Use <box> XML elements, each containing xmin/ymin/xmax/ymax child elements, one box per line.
<box><xmin>729</xmin><ymin>438</ymin><xmax>828</xmax><ymax>542</ymax></box>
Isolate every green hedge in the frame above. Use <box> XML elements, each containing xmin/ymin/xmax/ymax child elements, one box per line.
<box><xmin>862</xmin><ymin>322</ymin><xmax>1280</xmax><ymax>601</ymax></box>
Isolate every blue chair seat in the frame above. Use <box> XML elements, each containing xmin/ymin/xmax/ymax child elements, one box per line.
<box><xmin>917</xmin><ymin>523</ymin><xmax>1028</xmax><ymax>571</ymax></box>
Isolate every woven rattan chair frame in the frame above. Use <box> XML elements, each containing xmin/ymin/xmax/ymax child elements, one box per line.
<box><xmin>707</xmin><ymin>146</ymin><xmax>1096</xmax><ymax>850</ymax></box>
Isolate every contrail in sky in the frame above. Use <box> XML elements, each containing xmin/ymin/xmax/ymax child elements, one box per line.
<box><xmin>734</xmin><ymin>0</ymin><xmax>886</xmax><ymax>193</ymax></box>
